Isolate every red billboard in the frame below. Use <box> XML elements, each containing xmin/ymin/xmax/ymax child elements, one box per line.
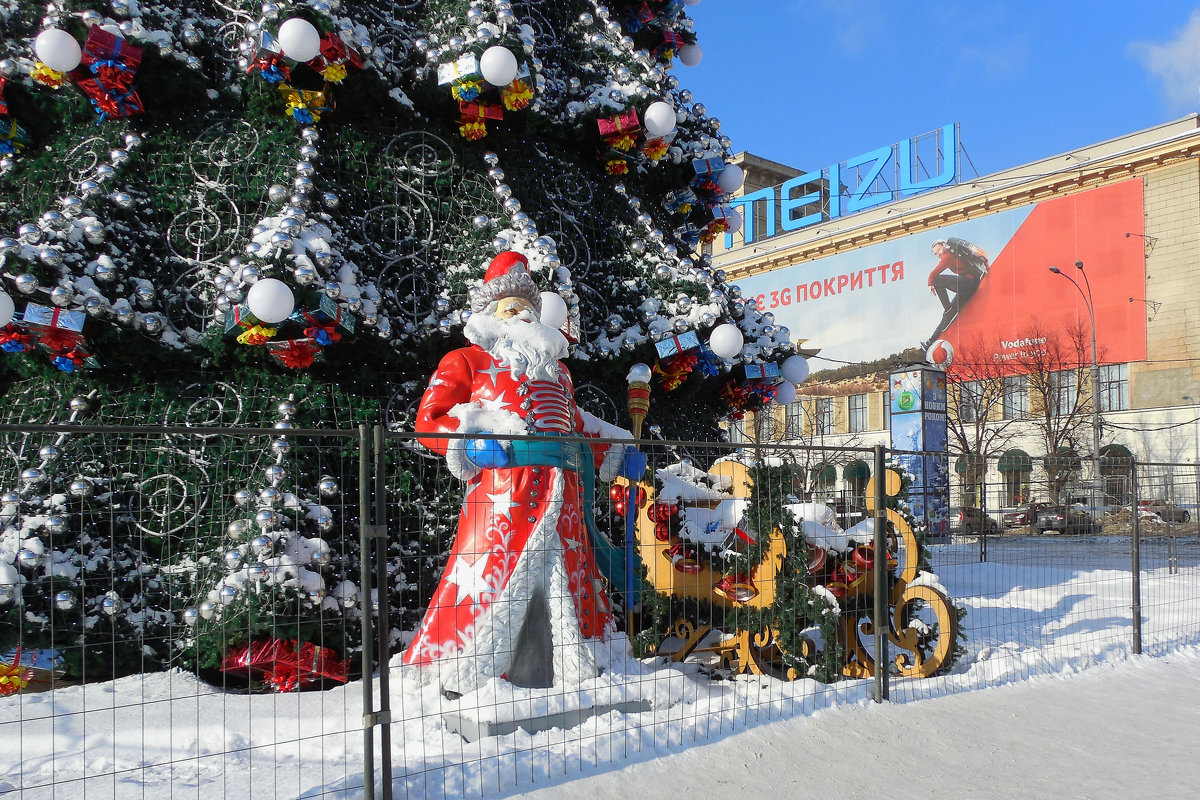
<box><xmin>738</xmin><ymin>179</ymin><xmax>1148</xmax><ymax>375</ymax></box>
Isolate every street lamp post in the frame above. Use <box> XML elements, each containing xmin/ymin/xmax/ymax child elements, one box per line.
<box><xmin>1049</xmin><ymin>261</ymin><xmax>1102</xmax><ymax>507</ymax></box>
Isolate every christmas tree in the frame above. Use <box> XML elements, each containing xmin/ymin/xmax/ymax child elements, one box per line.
<box><xmin>0</xmin><ymin>0</ymin><xmax>804</xmax><ymax>687</ymax></box>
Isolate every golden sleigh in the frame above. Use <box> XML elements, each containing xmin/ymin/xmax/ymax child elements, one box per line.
<box><xmin>619</xmin><ymin>462</ymin><xmax>959</xmax><ymax>681</ymax></box>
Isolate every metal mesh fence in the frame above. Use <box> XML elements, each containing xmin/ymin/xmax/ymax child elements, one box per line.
<box><xmin>4</xmin><ymin>427</ymin><xmax>1200</xmax><ymax>800</ymax></box>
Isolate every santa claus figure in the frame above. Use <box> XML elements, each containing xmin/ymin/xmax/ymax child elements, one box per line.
<box><xmin>404</xmin><ymin>251</ymin><xmax>631</xmax><ymax>696</ymax></box>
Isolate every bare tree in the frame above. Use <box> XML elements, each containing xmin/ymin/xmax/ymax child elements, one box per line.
<box><xmin>944</xmin><ymin>335</ymin><xmax>1023</xmax><ymax>506</ymax></box>
<box><xmin>1010</xmin><ymin>320</ymin><xmax>1097</xmax><ymax>502</ymax></box>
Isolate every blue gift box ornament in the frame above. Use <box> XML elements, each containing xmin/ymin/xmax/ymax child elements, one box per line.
<box><xmin>654</xmin><ymin>329</ymin><xmax>701</xmax><ymax>360</ymax></box>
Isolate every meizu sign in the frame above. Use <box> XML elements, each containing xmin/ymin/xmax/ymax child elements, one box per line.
<box><xmin>728</xmin><ymin>123</ymin><xmax>960</xmax><ymax>246</ymax></box>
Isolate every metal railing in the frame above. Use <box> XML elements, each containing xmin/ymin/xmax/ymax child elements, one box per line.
<box><xmin>3</xmin><ymin>425</ymin><xmax>1199</xmax><ymax>799</ymax></box>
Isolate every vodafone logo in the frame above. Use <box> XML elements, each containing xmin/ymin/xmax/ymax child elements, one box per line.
<box><xmin>927</xmin><ymin>339</ymin><xmax>953</xmax><ymax>367</ymax></box>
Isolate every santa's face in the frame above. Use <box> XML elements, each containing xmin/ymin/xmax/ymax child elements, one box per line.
<box><xmin>464</xmin><ymin>295</ymin><xmax>568</xmax><ymax>382</ymax></box>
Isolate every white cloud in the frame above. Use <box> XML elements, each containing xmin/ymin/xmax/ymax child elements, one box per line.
<box><xmin>1129</xmin><ymin>10</ymin><xmax>1200</xmax><ymax>110</ymax></box>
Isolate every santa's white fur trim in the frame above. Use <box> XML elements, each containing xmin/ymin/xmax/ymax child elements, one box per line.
<box><xmin>579</xmin><ymin>410</ymin><xmax>633</xmax><ymax>483</ymax></box>
<box><xmin>433</xmin><ymin>468</ymin><xmax>601</xmax><ymax>695</ymax></box>
<box><xmin>444</xmin><ymin>402</ymin><xmax>529</xmax><ymax>480</ymax></box>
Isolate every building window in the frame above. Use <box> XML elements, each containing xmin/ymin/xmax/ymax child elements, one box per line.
<box><xmin>1096</xmin><ymin>364</ymin><xmax>1128</xmax><ymax>412</ymax></box>
<box><xmin>958</xmin><ymin>380</ymin><xmax>981</xmax><ymax>423</ymax></box>
<box><xmin>1050</xmin><ymin>370</ymin><xmax>1077</xmax><ymax>416</ymax></box>
<box><xmin>785</xmin><ymin>402</ymin><xmax>804</xmax><ymax>438</ymax></box>
<box><xmin>815</xmin><ymin>397</ymin><xmax>834</xmax><ymax>435</ymax></box>
<box><xmin>848</xmin><ymin>393</ymin><xmax>868</xmax><ymax>433</ymax></box>
<box><xmin>1003</xmin><ymin>375</ymin><xmax>1027</xmax><ymax>420</ymax></box>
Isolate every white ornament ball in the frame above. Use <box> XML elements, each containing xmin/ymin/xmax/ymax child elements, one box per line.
<box><xmin>773</xmin><ymin>381</ymin><xmax>797</xmax><ymax>406</ymax></box>
<box><xmin>0</xmin><ymin>291</ymin><xmax>13</xmax><ymax>327</ymax></box>
<box><xmin>277</xmin><ymin>18</ymin><xmax>322</xmax><ymax>62</ymax></box>
<box><xmin>678</xmin><ymin>44</ymin><xmax>703</xmax><ymax>67</ymax></box>
<box><xmin>479</xmin><ymin>45</ymin><xmax>519</xmax><ymax>86</ymax></box>
<box><xmin>35</xmin><ymin>28</ymin><xmax>82</xmax><ymax>73</ymax></box>
<box><xmin>781</xmin><ymin>355</ymin><xmax>810</xmax><ymax>384</ymax></box>
<box><xmin>718</xmin><ymin>163</ymin><xmax>745</xmax><ymax>194</ymax></box>
<box><xmin>720</xmin><ymin>206</ymin><xmax>743</xmax><ymax>234</ymax></box>
<box><xmin>709</xmin><ymin>323</ymin><xmax>744</xmax><ymax>359</ymax></box>
<box><xmin>643</xmin><ymin>101</ymin><xmax>677</xmax><ymax>137</ymax></box>
<box><xmin>246</xmin><ymin>278</ymin><xmax>295</xmax><ymax>323</ymax></box>
<box><xmin>539</xmin><ymin>291</ymin><xmax>569</xmax><ymax>330</ymax></box>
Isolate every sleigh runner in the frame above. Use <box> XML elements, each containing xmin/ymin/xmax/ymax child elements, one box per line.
<box><xmin>619</xmin><ymin>460</ymin><xmax>959</xmax><ymax>681</ymax></box>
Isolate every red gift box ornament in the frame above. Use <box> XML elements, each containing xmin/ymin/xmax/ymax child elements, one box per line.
<box><xmin>598</xmin><ymin>109</ymin><xmax>641</xmax><ymax>152</ymax></box>
<box><xmin>79</xmin><ymin>25</ymin><xmax>143</xmax><ymax>92</ymax></box>
<box><xmin>220</xmin><ymin>638</ymin><xmax>348</xmax><ymax>693</ymax></box>
<box><xmin>309</xmin><ymin>32</ymin><xmax>363</xmax><ymax>84</ymax></box>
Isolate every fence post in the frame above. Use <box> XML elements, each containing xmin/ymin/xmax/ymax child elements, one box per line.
<box><xmin>373</xmin><ymin>424</ymin><xmax>394</xmax><ymax>798</ymax></box>
<box><xmin>872</xmin><ymin>444</ymin><xmax>889</xmax><ymax>703</ymax></box>
<box><xmin>1130</xmin><ymin>457</ymin><xmax>1142</xmax><ymax>656</ymax></box>
<box><xmin>358</xmin><ymin>423</ymin><xmax>376</xmax><ymax>800</ymax></box>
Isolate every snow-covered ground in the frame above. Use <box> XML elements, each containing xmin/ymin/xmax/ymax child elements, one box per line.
<box><xmin>3</xmin><ymin>533</ymin><xmax>1199</xmax><ymax>800</ymax></box>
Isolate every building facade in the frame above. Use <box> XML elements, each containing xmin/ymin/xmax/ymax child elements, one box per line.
<box><xmin>714</xmin><ymin>117</ymin><xmax>1200</xmax><ymax>510</ymax></box>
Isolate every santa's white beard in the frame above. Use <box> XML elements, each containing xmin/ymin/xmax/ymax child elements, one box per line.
<box><xmin>464</xmin><ymin>308</ymin><xmax>569</xmax><ymax>382</ymax></box>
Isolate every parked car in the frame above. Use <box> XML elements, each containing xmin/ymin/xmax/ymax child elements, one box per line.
<box><xmin>947</xmin><ymin>506</ymin><xmax>1000</xmax><ymax>536</ymax></box>
<box><xmin>1138</xmin><ymin>499</ymin><xmax>1191</xmax><ymax>523</ymax></box>
<box><xmin>1003</xmin><ymin>502</ymin><xmax>1053</xmax><ymax>528</ymax></box>
<box><xmin>1035</xmin><ymin>505</ymin><xmax>1102</xmax><ymax>535</ymax></box>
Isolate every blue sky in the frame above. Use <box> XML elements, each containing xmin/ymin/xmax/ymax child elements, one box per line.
<box><xmin>683</xmin><ymin>1</ymin><xmax>1200</xmax><ymax>177</ymax></box>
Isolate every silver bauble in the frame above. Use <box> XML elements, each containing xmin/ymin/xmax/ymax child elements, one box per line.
<box><xmin>55</xmin><ymin>591</ymin><xmax>77</xmax><ymax>611</ymax></box>
<box><xmin>247</xmin><ymin>563</ymin><xmax>270</xmax><ymax>582</ymax></box>
<box><xmin>20</xmin><ymin>468</ymin><xmax>44</xmax><ymax>485</ymax></box>
<box><xmin>40</xmin><ymin>248</ymin><xmax>64</xmax><ymax>268</ymax></box>
<box><xmin>69</xmin><ymin>396</ymin><xmax>91</xmax><ymax>413</ymax></box>
<box><xmin>227</xmin><ymin>518</ymin><xmax>249</xmax><ymax>538</ymax></box>
<box><xmin>142</xmin><ymin>314</ymin><xmax>165</xmax><ymax>335</ymax></box>
<box><xmin>314</xmin><ymin>250</ymin><xmax>334</xmax><ymax>268</ymax></box>
<box><xmin>250</xmin><ymin>534</ymin><xmax>274</xmax><ymax>555</ymax></box>
<box><xmin>321</xmin><ymin>192</ymin><xmax>339</xmax><ymax>209</ymax></box>
<box><xmin>294</xmin><ymin>265</ymin><xmax>316</xmax><ymax>285</ymax></box>
<box><xmin>313</xmin><ymin>511</ymin><xmax>334</xmax><ymax>532</ymax></box>
<box><xmin>182</xmin><ymin>608</ymin><xmax>199</xmax><ymax>626</ymax></box>
<box><xmin>217</xmin><ymin>585</ymin><xmax>239</xmax><ymax>604</ymax></box>
<box><xmin>16</xmin><ymin>549</ymin><xmax>41</xmax><ymax>569</ymax></box>
<box><xmin>199</xmin><ymin>600</ymin><xmax>217</xmax><ymax>619</ymax></box>
<box><xmin>258</xmin><ymin>486</ymin><xmax>282</xmax><ymax>506</ymax></box>
<box><xmin>111</xmin><ymin>192</ymin><xmax>135</xmax><ymax>209</ymax></box>
<box><xmin>101</xmin><ymin>596</ymin><xmax>122</xmax><ymax>615</ymax></box>
<box><xmin>318</xmin><ymin>477</ymin><xmax>339</xmax><ymax>497</ymax></box>
<box><xmin>264</xmin><ymin>465</ymin><xmax>287</xmax><ymax>486</ymax></box>
<box><xmin>270</xmin><ymin>437</ymin><xmax>291</xmax><ymax>456</ymax></box>
<box><xmin>224</xmin><ymin>548</ymin><xmax>243</xmax><ymax>569</ymax></box>
<box><xmin>471</xmin><ymin>214</ymin><xmax>491</xmax><ymax>230</ymax></box>
<box><xmin>38</xmin><ymin>444</ymin><xmax>61</xmax><ymax>461</ymax></box>
<box><xmin>234</xmin><ymin>488</ymin><xmax>254</xmax><ymax>507</ymax></box>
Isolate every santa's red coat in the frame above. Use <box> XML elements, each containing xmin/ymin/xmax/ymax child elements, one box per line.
<box><xmin>402</xmin><ymin>344</ymin><xmax>615</xmax><ymax>691</ymax></box>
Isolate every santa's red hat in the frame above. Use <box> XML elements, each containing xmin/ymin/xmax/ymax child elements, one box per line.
<box><xmin>470</xmin><ymin>251</ymin><xmax>542</xmax><ymax>313</ymax></box>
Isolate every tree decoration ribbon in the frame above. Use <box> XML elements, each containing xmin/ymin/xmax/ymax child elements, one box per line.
<box><xmin>0</xmin><ymin>325</ymin><xmax>33</xmax><ymax>353</ymax></box>
<box><xmin>450</xmin><ymin>80</ymin><xmax>481</xmax><ymax>101</ymax></box>
<box><xmin>0</xmin><ymin>647</ymin><xmax>34</xmax><ymax>696</ymax></box>
<box><xmin>653</xmin><ymin>354</ymin><xmax>696</xmax><ymax>391</ymax></box>
<box><xmin>249</xmin><ymin>54</ymin><xmax>291</xmax><ymax>84</ymax></box>
<box><xmin>31</xmin><ymin>62</ymin><xmax>68</xmax><ymax>88</ymax></box>
<box><xmin>501</xmin><ymin>79</ymin><xmax>532</xmax><ymax>110</ymax></box>
<box><xmin>269</xmin><ymin>337</ymin><xmax>322</xmax><ymax>369</ymax></box>
<box><xmin>303</xmin><ymin>324</ymin><xmax>340</xmax><ymax>346</ymax></box>
<box><xmin>86</xmin><ymin>86</ymin><xmax>143</xmax><ymax>123</ymax></box>
<box><xmin>0</xmin><ymin>119</ymin><xmax>29</xmax><ymax>156</ymax></box>
<box><xmin>280</xmin><ymin>85</ymin><xmax>330</xmax><ymax>124</ymax></box>
<box><xmin>236</xmin><ymin>324</ymin><xmax>276</xmax><ymax>345</ymax></box>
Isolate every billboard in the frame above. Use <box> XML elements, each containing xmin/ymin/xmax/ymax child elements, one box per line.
<box><xmin>738</xmin><ymin>179</ymin><xmax>1147</xmax><ymax>373</ymax></box>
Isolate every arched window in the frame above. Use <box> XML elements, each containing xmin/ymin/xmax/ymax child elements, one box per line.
<box><xmin>844</xmin><ymin>460</ymin><xmax>871</xmax><ymax>504</ymax></box>
<box><xmin>1100</xmin><ymin>444</ymin><xmax>1133</xmax><ymax>505</ymax></box>
<box><xmin>997</xmin><ymin>448</ymin><xmax>1032</xmax><ymax>505</ymax></box>
<box><xmin>811</xmin><ymin>462</ymin><xmax>837</xmax><ymax>498</ymax></box>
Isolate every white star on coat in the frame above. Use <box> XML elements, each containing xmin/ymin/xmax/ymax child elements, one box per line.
<box><xmin>479</xmin><ymin>362</ymin><xmax>505</xmax><ymax>385</ymax></box>
<box><xmin>488</xmin><ymin>488</ymin><xmax>520</xmax><ymax>519</ymax></box>
<box><xmin>446</xmin><ymin>555</ymin><xmax>493</xmax><ymax>607</ymax></box>
<box><xmin>478</xmin><ymin>393</ymin><xmax>509</xmax><ymax>411</ymax></box>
